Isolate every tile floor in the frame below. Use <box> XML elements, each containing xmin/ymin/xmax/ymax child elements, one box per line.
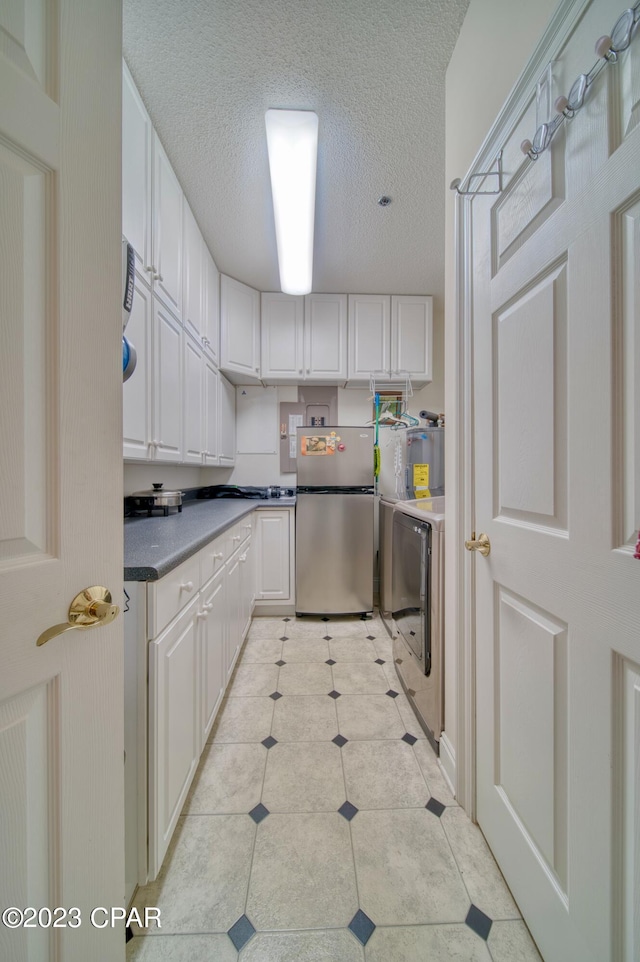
<box><xmin>128</xmin><ymin>614</ymin><xmax>543</xmax><ymax>962</ymax></box>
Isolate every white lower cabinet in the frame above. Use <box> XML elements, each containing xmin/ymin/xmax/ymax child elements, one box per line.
<box><xmin>148</xmin><ymin>593</ymin><xmax>200</xmax><ymax>878</ymax></box>
<box><xmin>254</xmin><ymin>507</ymin><xmax>295</xmax><ymax>607</ymax></box>
<box><xmin>147</xmin><ymin>520</ymin><xmax>254</xmax><ymax>879</ymax></box>
<box><xmin>199</xmin><ymin>567</ymin><xmax>225</xmax><ymax>747</ymax></box>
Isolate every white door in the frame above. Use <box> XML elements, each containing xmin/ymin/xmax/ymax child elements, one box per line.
<box><xmin>261</xmin><ymin>292</ymin><xmax>304</xmax><ymax>380</ymax></box>
<box><xmin>220</xmin><ymin>274</ymin><xmax>260</xmax><ymax>379</ymax></box>
<box><xmin>0</xmin><ymin>2</ymin><xmax>124</xmax><ymax>960</ymax></box>
<box><xmin>304</xmin><ymin>293</ymin><xmax>348</xmax><ymax>380</ymax></box>
<box><xmin>183</xmin><ymin>334</ymin><xmax>204</xmax><ymax>465</ymax></box>
<box><xmin>391</xmin><ymin>295</ymin><xmax>432</xmax><ymax>382</ymax></box>
<box><xmin>347</xmin><ymin>294</ymin><xmax>390</xmax><ymax>381</ymax></box>
<box><xmin>152</xmin><ymin>299</ymin><xmax>183</xmax><ymax>462</ymax></box>
<box><xmin>469</xmin><ymin>3</ymin><xmax>640</xmax><ymax>960</ymax></box>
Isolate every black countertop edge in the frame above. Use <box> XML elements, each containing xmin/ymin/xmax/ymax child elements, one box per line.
<box><xmin>124</xmin><ymin>497</ymin><xmax>296</xmax><ymax>582</ymax></box>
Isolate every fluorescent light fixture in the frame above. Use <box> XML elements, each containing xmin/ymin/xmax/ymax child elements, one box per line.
<box><xmin>265</xmin><ymin>108</ymin><xmax>319</xmax><ymax>295</ymax></box>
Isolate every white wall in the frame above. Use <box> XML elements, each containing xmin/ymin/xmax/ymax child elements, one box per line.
<box><xmin>443</xmin><ymin>0</ymin><xmax>558</xmax><ymax>795</ymax></box>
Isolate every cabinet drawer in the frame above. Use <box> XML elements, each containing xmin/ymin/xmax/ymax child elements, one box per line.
<box><xmin>226</xmin><ymin>517</ymin><xmax>252</xmax><ymax>556</ymax></box>
<box><xmin>147</xmin><ymin>553</ymin><xmax>200</xmax><ymax>639</ymax></box>
<box><xmin>199</xmin><ymin>534</ymin><xmax>226</xmax><ymax>586</ymax></box>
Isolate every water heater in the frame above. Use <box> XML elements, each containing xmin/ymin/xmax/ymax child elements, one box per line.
<box><xmin>405</xmin><ymin>426</ymin><xmax>444</xmax><ymax>498</ymax></box>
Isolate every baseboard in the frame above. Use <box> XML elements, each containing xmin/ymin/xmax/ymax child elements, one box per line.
<box><xmin>439</xmin><ymin>731</ymin><xmax>457</xmax><ymax>798</ymax></box>
<box><xmin>252</xmin><ymin>603</ymin><xmax>297</xmax><ymax>617</ymax></box>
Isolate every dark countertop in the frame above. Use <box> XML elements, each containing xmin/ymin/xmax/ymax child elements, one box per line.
<box><xmin>124</xmin><ymin>500</ymin><xmax>256</xmax><ymax>582</ymax></box>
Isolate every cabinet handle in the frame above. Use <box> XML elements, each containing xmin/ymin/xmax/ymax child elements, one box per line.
<box><xmin>299</xmin><ymin>368</ymin><xmax>303</xmax><ymax>374</ymax></box>
<box><xmin>196</xmin><ymin>610</ymin><xmax>209</xmax><ymax>621</ymax></box>
<box><xmin>151</xmin><ymin>439</ymin><xmax>159</xmax><ymax>448</ymax></box>
<box><xmin>255</xmin><ymin>366</ymin><xmax>259</xmax><ymax>373</ymax></box>
<box><xmin>213</xmin><ymin>552</ymin><xmax>224</xmax><ymax>560</ymax></box>
<box><xmin>203</xmin><ymin>602</ymin><xmax>213</xmax><ymax>612</ymax></box>
<box><xmin>180</xmin><ymin>581</ymin><xmax>194</xmax><ymax>592</ymax></box>
<box><xmin>232</xmin><ymin>535</ymin><xmax>241</xmax><ymax>542</ymax></box>
<box><xmin>244</xmin><ymin>524</ymin><xmax>251</xmax><ymax>530</ymax></box>
<box><xmin>240</xmin><ymin>554</ymin><xmax>247</xmax><ymax>563</ymax></box>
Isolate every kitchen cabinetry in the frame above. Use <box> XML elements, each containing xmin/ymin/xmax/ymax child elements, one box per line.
<box><xmin>347</xmin><ymin>294</ymin><xmax>391</xmax><ymax>381</ymax></box>
<box><xmin>152</xmin><ymin>300</ymin><xmax>183</xmax><ymax>462</ymax></box>
<box><xmin>391</xmin><ymin>295</ymin><xmax>433</xmax><ymax>383</ymax></box>
<box><xmin>152</xmin><ymin>134</ymin><xmax>183</xmax><ymax>318</ymax></box>
<box><xmin>346</xmin><ymin>294</ymin><xmax>433</xmax><ymax>386</ymax></box>
<box><xmin>254</xmin><ymin>507</ymin><xmax>295</xmax><ymax>608</ymax></box>
<box><xmin>203</xmin><ymin>357</ymin><xmax>220</xmax><ymax>465</ymax></box>
<box><xmin>146</xmin><ymin>516</ymin><xmax>254</xmax><ymax>878</ymax></box>
<box><xmin>203</xmin><ymin>247</ymin><xmax>220</xmax><ymax>365</ymax></box>
<box><xmin>260</xmin><ymin>292</ymin><xmax>348</xmax><ymax>384</ymax></box>
<box><xmin>304</xmin><ymin>293</ymin><xmax>348</xmax><ymax>381</ymax></box>
<box><xmin>122</xmin><ymin>62</ymin><xmax>152</xmax><ymax>278</ymax></box>
<box><xmin>261</xmin><ymin>293</ymin><xmax>304</xmax><ymax>379</ymax></box>
<box><xmin>183</xmin><ymin>333</ymin><xmax>204</xmax><ymax>464</ymax></box>
<box><xmin>123</xmin><ymin>274</ymin><xmax>153</xmax><ymax>459</ymax></box>
<box><xmin>218</xmin><ymin>374</ymin><xmax>236</xmax><ymax>466</ymax></box>
<box><xmin>148</xmin><ymin>593</ymin><xmax>200</xmax><ymax>878</ymax></box>
<box><xmin>182</xmin><ymin>202</ymin><xmax>203</xmax><ymax>343</ymax></box>
<box><xmin>220</xmin><ymin>274</ymin><xmax>261</xmax><ymax>383</ymax></box>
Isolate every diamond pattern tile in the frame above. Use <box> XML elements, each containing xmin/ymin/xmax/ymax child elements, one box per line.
<box><xmin>323</xmin><ymin>635</ymin><xmax>332</xmax><ymax>641</ymax></box>
<box><xmin>386</xmin><ymin>689</ymin><xmax>399</xmax><ymax>698</ymax></box>
<box><xmin>328</xmin><ymin>690</ymin><xmax>341</xmax><ymax>699</ymax></box>
<box><xmin>426</xmin><ymin>797</ymin><xmax>446</xmax><ymax>817</ymax></box>
<box><xmin>366</xmin><ymin>635</ymin><xmax>376</xmax><ymax>641</ymax></box>
<box><xmin>261</xmin><ymin>736</ymin><xmax>278</xmax><ymax>750</ymax></box>
<box><xmin>395</xmin><ymin>658</ymin><xmax>403</xmax><ymax>664</ymax></box>
<box><xmin>322</xmin><ymin>617</ymin><xmax>330</xmax><ymax>622</ymax></box>
<box><xmin>332</xmin><ymin>734</ymin><xmax>348</xmax><ymax>747</ymax></box>
<box><xmin>279</xmin><ymin>636</ymin><xmax>288</xmax><ymax>642</ymax></box>
<box><xmin>283</xmin><ymin>618</ymin><xmax>290</xmax><ymax>622</ymax></box>
<box><xmin>375</xmin><ymin>658</ymin><xmax>385</xmax><ymax>665</ymax></box>
<box><xmin>270</xmin><ymin>691</ymin><xmax>283</xmax><ymax>701</ymax></box>
<box><xmin>228</xmin><ymin>914</ymin><xmax>256</xmax><ymax>950</ymax></box>
<box><xmin>465</xmin><ymin>904</ymin><xmax>493</xmax><ymax>941</ymax></box>
<box><xmin>402</xmin><ymin>732</ymin><xmax>417</xmax><ymax>745</ymax></box>
<box><xmin>275</xmin><ymin>660</ymin><xmax>286</xmax><ymax>667</ymax></box>
<box><xmin>407</xmin><ymin>688</ymin><xmax>416</xmax><ymax>696</ymax></box>
<box><xmin>338</xmin><ymin>800</ymin><xmax>358</xmax><ymax>821</ymax></box>
<box><xmin>348</xmin><ymin>908</ymin><xmax>375</xmax><ymax>945</ymax></box>
<box><xmin>326</xmin><ymin>658</ymin><xmax>336</xmax><ymax>665</ymax></box>
<box><xmin>249</xmin><ymin>803</ymin><xmax>270</xmax><ymax>824</ymax></box>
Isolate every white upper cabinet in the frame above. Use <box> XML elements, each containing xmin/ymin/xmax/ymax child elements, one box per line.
<box><xmin>261</xmin><ymin>293</ymin><xmax>304</xmax><ymax>381</ymax></box>
<box><xmin>304</xmin><ymin>293</ymin><xmax>348</xmax><ymax>381</ymax></box>
<box><xmin>123</xmin><ymin>273</ymin><xmax>152</xmax><ymax>460</ymax></box>
<box><xmin>203</xmin><ymin>357</ymin><xmax>219</xmax><ymax>465</ymax></box>
<box><xmin>122</xmin><ymin>62</ymin><xmax>152</xmax><ymax>280</ymax></box>
<box><xmin>183</xmin><ymin>333</ymin><xmax>204</xmax><ymax>464</ymax></box>
<box><xmin>348</xmin><ymin>294</ymin><xmax>391</xmax><ymax>382</ymax></box>
<box><xmin>202</xmin><ymin>247</ymin><xmax>220</xmax><ymax>365</ymax></box>
<box><xmin>152</xmin><ymin>134</ymin><xmax>183</xmax><ymax>319</ymax></box>
<box><xmin>152</xmin><ymin>299</ymin><xmax>183</xmax><ymax>462</ymax></box>
<box><xmin>391</xmin><ymin>295</ymin><xmax>433</xmax><ymax>384</ymax></box>
<box><xmin>220</xmin><ymin>275</ymin><xmax>261</xmax><ymax>383</ymax></box>
<box><xmin>182</xmin><ymin>202</ymin><xmax>203</xmax><ymax>343</ymax></box>
<box><xmin>218</xmin><ymin>374</ymin><xmax>236</xmax><ymax>466</ymax></box>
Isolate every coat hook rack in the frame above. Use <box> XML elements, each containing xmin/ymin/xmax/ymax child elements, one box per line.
<box><xmin>450</xmin><ymin>150</ymin><xmax>503</xmax><ymax>196</ymax></box>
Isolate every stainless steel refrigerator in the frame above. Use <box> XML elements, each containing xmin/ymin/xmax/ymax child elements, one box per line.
<box><xmin>295</xmin><ymin>426</ymin><xmax>374</xmax><ymax>615</ymax></box>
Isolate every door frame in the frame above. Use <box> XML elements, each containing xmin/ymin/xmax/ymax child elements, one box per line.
<box><xmin>451</xmin><ymin>0</ymin><xmax>590</xmax><ymax>817</ymax></box>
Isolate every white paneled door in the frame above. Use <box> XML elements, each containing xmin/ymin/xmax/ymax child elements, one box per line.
<box><xmin>0</xmin><ymin>2</ymin><xmax>124</xmax><ymax>961</ymax></box>
<box><xmin>468</xmin><ymin>2</ymin><xmax>640</xmax><ymax>960</ymax></box>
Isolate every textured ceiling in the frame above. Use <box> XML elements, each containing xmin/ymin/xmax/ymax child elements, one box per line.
<box><xmin>123</xmin><ymin>0</ymin><xmax>469</xmax><ymax>299</ymax></box>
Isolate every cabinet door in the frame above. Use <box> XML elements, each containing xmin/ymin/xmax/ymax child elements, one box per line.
<box><xmin>152</xmin><ymin>298</ymin><xmax>183</xmax><ymax>462</ymax></box>
<box><xmin>148</xmin><ymin>595</ymin><xmax>199</xmax><ymax>878</ymax></box>
<box><xmin>348</xmin><ymin>294</ymin><xmax>391</xmax><ymax>381</ymax></box>
<box><xmin>200</xmin><ymin>568</ymin><xmax>225</xmax><ymax>747</ymax></box>
<box><xmin>202</xmin><ymin>247</ymin><xmax>220</xmax><ymax>366</ymax></box>
<box><xmin>203</xmin><ymin>358</ymin><xmax>219</xmax><ymax>465</ymax></box>
<box><xmin>183</xmin><ymin>333</ymin><xmax>204</xmax><ymax>464</ymax></box>
<box><xmin>391</xmin><ymin>295</ymin><xmax>433</xmax><ymax>383</ymax></box>
<box><xmin>304</xmin><ymin>293</ymin><xmax>348</xmax><ymax>380</ymax></box>
<box><xmin>182</xmin><ymin>203</ymin><xmax>203</xmax><ymax>342</ymax></box>
<box><xmin>123</xmin><ymin>272</ymin><xmax>153</xmax><ymax>460</ymax></box>
<box><xmin>255</xmin><ymin>510</ymin><xmax>291</xmax><ymax>600</ymax></box>
<box><xmin>152</xmin><ymin>134</ymin><xmax>183</xmax><ymax>318</ymax></box>
<box><xmin>122</xmin><ymin>62</ymin><xmax>152</xmax><ymax>280</ymax></box>
<box><xmin>220</xmin><ymin>274</ymin><xmax>260</xmax><ymax>380</ymax></box>
<box><xmin>261</xmin><ymin>293</ymin><xmax>304</xmax><ymax>380</ymax></box>
<box><xmin>225</xmin><ymin>554</ymin><xmax>241</xmax><ymax>678</ymax></box>
<box><xmin>218</xmin><ymin>374</ymin><xmax>236</xmax><ymax>466</ymax></box>
<box><xmin>239</xmin><ymin>540</ymin><xmax>254</xmax><ymax>638</ymax></box>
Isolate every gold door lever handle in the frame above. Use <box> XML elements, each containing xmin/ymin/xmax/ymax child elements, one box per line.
<box><xmin>464</xmin><ymin>532</ymin><xmax>491</xmax><ymax>557</ymax></box>
<box><xmin>36</xmin><ymin>586</ymin><xmax>119</xmax><ymax>647</ymax></box>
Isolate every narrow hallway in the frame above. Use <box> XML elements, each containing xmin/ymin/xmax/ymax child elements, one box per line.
<box><xmin>128</xmin><ymin>615</ymin><xmax>541</xmax><ymax>961</ymax></box>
